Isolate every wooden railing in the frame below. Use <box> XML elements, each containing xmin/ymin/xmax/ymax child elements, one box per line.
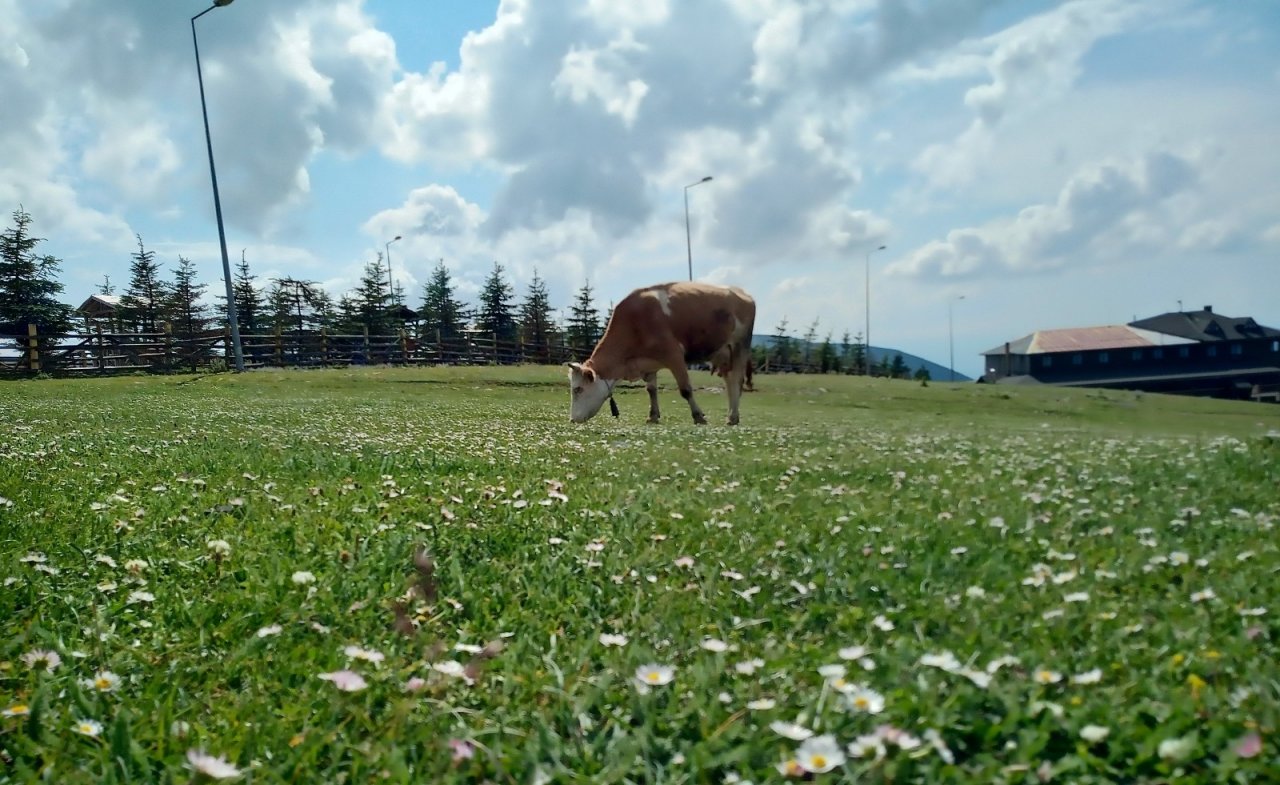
<box><xmin>0</xmin><ymin>324</ymin><xmax>585</xmax><ymax>375</ymax></box>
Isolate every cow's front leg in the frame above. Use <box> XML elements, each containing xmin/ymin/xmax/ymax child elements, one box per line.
<box><xmin>644</xmin><ymin>371</ymin><xmax>660</xmax><ymax>423</ymax></box>
<box><xmin>667</xmin><ymin>362</ymin><xmax>707</xmax><ymax>424</ymax></box>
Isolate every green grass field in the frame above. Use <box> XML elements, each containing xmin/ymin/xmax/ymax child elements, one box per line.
<box><xmin>2</xmin><ymin>366</ymin><xmax>1277</xmax><ymax>784</ymax></box>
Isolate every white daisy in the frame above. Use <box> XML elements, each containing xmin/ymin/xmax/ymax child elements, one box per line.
<box><xmin>21</xmin><ymin>649</ymin><xmax>61</xmax><ymax>672</ymax></box>
<box><xmin>598</xmin><ymin>633</ymin><xmax>628</xmax><ymax>647</ymax></box>
<box><xmin>633</xmin><ymin>664</ymin><xmax>675</xmax><ymax>690</ymax></box>
<box><xmin>769</xmin><ymin>720</ymin><xmax>814</xmax><ymax>741</ymax></box>
<box><xmin>1080</xmin><ymin>725</ymin><xmax>1110</xmax><ymax>743</ymax></box>
<box><xmin>186</xmin><ymin>748</ymin><xmax>242</xmax><ymax>779</ymax></box>
<box><xmin>845</xmin><ymin>686</ymin><xmax>886</xmax><ymax>714</ymax></box>
<box><xmin>73</xmin><ymin>719</ymin><xmax>103</xmax><ymax>737</ymax></box>
<box><xmin>796</xmin><ymin>734</ymin><xmax>845</xmax><ymax>774</ymax></box>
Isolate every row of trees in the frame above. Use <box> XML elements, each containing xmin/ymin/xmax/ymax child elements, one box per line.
<box><xmin>3</xmin><ymin>206</ymin><xmax>920</xmax><ymax>376</ymax></box>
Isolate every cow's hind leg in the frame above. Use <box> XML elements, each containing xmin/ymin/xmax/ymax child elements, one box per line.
<box><xmin>645</xmin><ymin>371</ymin><xmax>661</xmax><ymax>423</ymax></box>
<box><xmin>665</xmin><ymin>360</ymin><xmax>707</xmax><ymax>425</ymax></box>
<box><xmin>724</xmin><ymin>349</ymin><xmax>747</xmax><ymax>426</ymax></box>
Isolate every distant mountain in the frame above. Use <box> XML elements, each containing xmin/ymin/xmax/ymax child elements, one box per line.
<box><xmin>749</xmin><ymin>334</ymin><xmax>971</xmax><ymax>382</ymax></box>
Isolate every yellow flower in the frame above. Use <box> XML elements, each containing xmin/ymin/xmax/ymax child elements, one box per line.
<box><xmin>2</xmin><ymin>704</ymin><xmax>30</xmax><ymax>717</ymax></box>
<box><xmin>1187</xmin><ymin>673</ymin><xmax>1206</xmax><ymax>699</ymax></box>
<box><xmin>1171</xmin><ymin>653</ymin><xmax>1185</xmax><ymax>666</ymax></box>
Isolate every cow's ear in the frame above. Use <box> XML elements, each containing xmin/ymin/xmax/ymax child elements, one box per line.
<box><xmin>566</xmin><ymin>361</ymin><xmax>583</xmax><ymax>372</ymax></box>
<box><xmin>582</xmin><ymin>368</ymin><xmax>596</xmax><ymax>383</ymax></box>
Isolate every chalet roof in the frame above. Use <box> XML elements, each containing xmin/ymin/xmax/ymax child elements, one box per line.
<box><xmin>981</xmin><ymin>325</ymin><xmax>1195</xmax><ymax>356</ymax></box>
<box><xmin>76</xmin><ymin>294</ymin><xmax>123</xmax><ymax>315</ymax></box>
<box><xmin>1128</xmin><ymin>306</ymin><xmax>1280</xmax><ymax>342</ymax></box>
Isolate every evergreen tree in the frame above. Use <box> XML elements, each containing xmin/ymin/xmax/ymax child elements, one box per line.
<box><xmin>565</xmin><ymin>281</ymin><xmax>602</xmax><ymax>357</ymax></box>
<box><xmin>819</xmin><ymin>330</ymin><xmax>837</xmax><ymax>374</ymax></box>
<box><xmin>121</xmin><ymin>234</ymin><xmax>171</xmax><ymax>332</ymax></box>
<box><xmin>840</xmin><ymin>330</ymin><xmax>852</xmax><ymax>374</ymax></box>
<box><xmin>98</xmin><ymin>275</ymin><xmax>115</xmax><ymax>295</ymax></box>
<box><xmin>0</xmin><ymin>207</ymin><xmax>74</xmax><ymax>363</ymax></box>
<box><xmin>801</xmin><ymin>318</ymin><xmax>820</xmax><ymax>372</ymax></box>
<box><xmin>851</xmin><ymin>332</ymin><xmax>867</xmax><ymax>375</ymax></box>
<box><xmin>309</xmin><ymin>288</ymin><xmax>337</xmax><ymax>332</ymax></box>
<box><xmin>336</xmin><ymin>294</ymin><xmax>362</xmax><ymax>334</ymax></box>
<box><xmin>476</xmin><ymin>261</ymin><xmax>518</xmax><ymax>361</ymax></box>
<box><xmin>354</xmin><ymin>255</ymin><xmax>395</xmax><ymax>336</ymax></box>
<box><xmin>771</xmin><ymin>316</ymin><xmax>793</xmax><ymax>371</ymax></box>
<box><xmin>168</xmin><ymin>256</ymin><xmax>211</xmax><ymax>371</ymax></box>
<box><xmin>419</xmin><ymin>261</ymin><xmax>467</xmax><ymax>345</ymax></box>
<box><xmin>913</xmin><ymin>366</ymin><xmax>932</xmax><ymax>382</ymax></box>
<box><xmin>518</xmin><ymin>268</ymin><xmax>555</xmax><ymax>363</ymax></box>
<box><xmin>223</xmin><ymin>251</ymin><xmax>265</xmax><ymax>334</ymax></box>
<box><xmin>890</xmin><ymin>353</ymin><xmax>909</xmax><ymax>379</ymax></box>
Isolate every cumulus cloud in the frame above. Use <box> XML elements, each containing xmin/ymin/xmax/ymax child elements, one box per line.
<box><xmin>890</xmin><ymin>149</ymin><xmax>1201</xmax><ymax>278</ymax></box>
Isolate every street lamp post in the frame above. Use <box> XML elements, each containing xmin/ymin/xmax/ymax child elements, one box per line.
<box><xmin>192</xmin><ymin>0</ymin><xmax>244</xmax><ymax>372</ymax></box>
<box><xmin>949</xmin><ymin>294</ymin><xmax>966</xmax><ymax>382</ymax></box>
<box><xmin>385</xmin><ymin>235</ymin><xmax>402</xmax><ymax>305</ymax></box>
<box><xmin>864</xmin><ymin>244</ymin><xmax>886</xmax><ymax>375</ymax></box>
<box><xmin>684</xmin><ymin>176</ymin><xmax>713</xmax><ymax>281</ymax></box>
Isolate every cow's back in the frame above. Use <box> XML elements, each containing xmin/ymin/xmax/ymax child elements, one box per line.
<box><xmin>617</xmin><ymin>282</ymin><xmax>753</xmax><ymax>363</ymax></box>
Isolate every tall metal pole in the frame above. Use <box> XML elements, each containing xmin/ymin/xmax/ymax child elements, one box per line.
<box><xmin>865</xmin><ymin>244</ymin><xmax>885</xmax><ymax>375</ymax></box>
<box><xmin>684</xmin><ymin>176</ymin><xmax>713</xmax><ymax>281</ymax></box>
<box><xmin>192</xmin><ymin>1</ymin><xmax>244</xmax><ymax>372</ymax></box>
<box><xmin>385</xmin><ymin>235</ymin><xmax>402</xmax><ymax>305</ymax></box>
<box><xmin>949</xmin><ymin>294</ymin><xmax>965</xmax><ymax>382</ymax></box>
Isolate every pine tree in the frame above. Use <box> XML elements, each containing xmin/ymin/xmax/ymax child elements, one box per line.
<box><xmin>518</xmin><ymin>268</ymin><xmax>555</xmax><ymax>363</ymax></box>
<box><xmin>819</xmin><ymin>330</ymin><xmax>837</xmax><ymax>374</ymax></box>
<box><xmin>851</xmin><ymin>332</ymin><xmax>867</xmax><ymax>375</ymax></box>
<box><xmin>354</xmin><ymin>255</ymin><xmax>395</xmax><ymax>336</ymax></box>
<box><xmin>565</xmin><ymin>281</ymin><xmax>601</xmax><ymax>357</ymax></box>
<box><xmin>476</xmin><ymin>261</ymin><xmax>518</xmax><ymax>361</ymax></box>
<box><xmin>0</xmin><ymin>207</ymin><xmax>73</xmax><ymax>362</ymax></box>
<box><xmin>771</xmin><ymin>316</ymin><xmax>793</xmax><ymax>371</ymax></box>
<box><xmin>419</xmin><ymin>261</ymin><xmax>467</xmax><ymax>346</ymax></box>
<box><xmin>223</xmin><ymin>251</ymin><xmax>265</xmax><ymax>334</ymax></box>
<box><xmin>98</xmin><ymin>275</ymin><xmax>115</xmax><ymax>295</ymax></box>
<box><xmin>168</xmin><ymin>256</ymin><xmax>211</xmax><ymax>371</ymax></box>
<box><xmin>890</xmin><ymin>353</ymin><xmax>909</xmax><ymax>379</ymax></box>
<box><xmin>802</xmin><ymin>318</ymin><xmax>820</xmax><ymax>372</ymax></box>
<box><xmin>839</xmin><ymin>330</ymin><xmax>852</xmax><ymax>374</ymax></box>
<box><xmin>121</xmin><ymin>234</ymin><xmax>170</xmax><ymax>332</ymax></box>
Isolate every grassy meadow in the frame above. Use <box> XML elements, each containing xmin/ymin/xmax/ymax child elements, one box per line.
<box><xmin>1</xmin><ymin>365</ymin><xmax>1278</xmax><ymax>784</ymax></box>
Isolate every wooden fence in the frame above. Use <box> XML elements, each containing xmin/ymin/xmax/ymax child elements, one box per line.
<box><xmin>0</xmin><ymin>323</ymin><xmax>584</xmax><ymax>376</ymax></box>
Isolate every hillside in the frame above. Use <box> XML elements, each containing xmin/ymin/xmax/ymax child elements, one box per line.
<box><xmin>750</xmin><ymin>334</ymin><xmax>971</xmax><ymax>381</ymax></box>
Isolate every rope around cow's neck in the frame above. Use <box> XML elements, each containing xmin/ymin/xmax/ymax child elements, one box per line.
<box><xmin>607</xmin><ymin>380</ymin><xmax>619</xmax><ymax>418</ymax></box>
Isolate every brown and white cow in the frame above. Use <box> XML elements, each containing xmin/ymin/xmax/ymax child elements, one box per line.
<box><xmin>567</xmin><ymin>281</ymin><xmax>756</xmax><ymax>425</ymax></box>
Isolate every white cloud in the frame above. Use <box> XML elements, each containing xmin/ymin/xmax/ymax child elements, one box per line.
<box><xmin>891</xmin><ymin>148</ymin><xmax>1202</xmax><ymax>278</ymax></box>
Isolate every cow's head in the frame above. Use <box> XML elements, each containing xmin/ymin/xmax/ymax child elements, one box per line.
<box><xmin>566</xmin><ymin>361</ymin><xmax>612</xmax><ymax>423</ymax></box>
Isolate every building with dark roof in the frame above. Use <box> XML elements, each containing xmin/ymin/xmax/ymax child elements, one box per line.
<box><xmin>981</xmin><ymin>306</ymin><xmax>1280</xmax><ymax>401</ymax></box>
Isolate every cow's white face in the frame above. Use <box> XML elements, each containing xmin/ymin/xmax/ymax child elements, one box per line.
<box><xmin>567</xmin><ymin>362</ymin><xmax>612</xmax><ymax>423</ymax></box>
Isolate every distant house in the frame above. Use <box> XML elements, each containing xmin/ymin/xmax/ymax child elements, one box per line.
<box><xmin>981</xmin><ymin>306</ymin><xmax>1280</xmax><ymax>401</ymax></box>
<box><xmin>76</xmin><ymin>294</ymin><xmax>124</xmax><ymax>331</ymax></box>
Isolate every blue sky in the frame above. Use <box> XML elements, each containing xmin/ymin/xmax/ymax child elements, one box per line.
<box><xmin>2</xmin><ymin>0</ymin><xmax>1279</xmax><ymax>378</ymax></box>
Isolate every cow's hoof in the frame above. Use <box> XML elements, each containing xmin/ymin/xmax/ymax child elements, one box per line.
<box><xmin>726</xmin><ymin>418</ymin><xmax>740</xmax><ymax>426</ymax></box>
<box><xmin>693</xmin><ymin>415</ymin><xmax>708</xmax><ymax>425</ymax></box>
<box><xmin>646</xmin><ymin>416</ymin><xmax>660</xmax><ymax>424</ymax></box>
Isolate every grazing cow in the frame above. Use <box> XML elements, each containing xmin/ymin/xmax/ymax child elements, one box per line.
<box><xmin>567</xmin><ymin>281</ymin><xmax>756</xmax><ymax>425</ymax></box>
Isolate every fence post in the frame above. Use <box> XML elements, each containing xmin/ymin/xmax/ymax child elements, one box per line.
<box><xmin>163</xmin><ymin>322</ymin><xmax>173</xmax><ymax>370</ymax></box>
<box><xmin>399</xmin><ymin>329</ymin><xmax>409</xmax><ymax>364</ymax></box>
<box><xmin>95</xmin><ymin>326</ymin><xmax>105</xmax><ymax>371</ymax></box>
<box><xmin>274</xmin><ymin>325</ymin><xmax>283</xmax><ymax>367</ymax></box>
<box><xmin>27</xmin><ymin>323</ymin><xmax>40</xmax><ymax>373</ymax></box>
<box><xmin>320</xmin><ymin>327</ymin><xmax>329</xmax><ymax>366</ymax></box>
<box><xmin>492</xmin><ymin>332</ymin><xmax>498</xmax><ymax>364</ymax></box>
<box><xmin>362</xmin><ymin>325</ymin><xmax>370</xmax><ymax>363</ymax></box>
<box><xmin>436</xmin><ymin>329</ymin><xmax>443</xmax><ymax>365</ymax></box>
<box><xmin>224</xmin><ymin>325</ymin><xmax>231</xmax><ymax>366</ymax></box>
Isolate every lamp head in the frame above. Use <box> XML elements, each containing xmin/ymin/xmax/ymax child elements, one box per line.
<box><xmin>213</xmin><ymin>0</ymin><xmax>234</xmax><ymax>6</ymax></box>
